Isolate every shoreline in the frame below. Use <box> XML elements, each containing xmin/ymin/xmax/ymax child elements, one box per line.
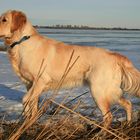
<box><xmin>34</xmin><ymin>26</ymin><xmax>140</xmax><ymax>31</ymax></box>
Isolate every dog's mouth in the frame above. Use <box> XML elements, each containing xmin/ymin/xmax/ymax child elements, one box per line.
<box><xmin>0</xmin><ymin>35</ymin><xmax>5</xmax><ymax>38</ymax></box>
<box><xmin>0</xmin><ymin>35</ymin><xmax>10</xmax><ymax>40</ymax></box>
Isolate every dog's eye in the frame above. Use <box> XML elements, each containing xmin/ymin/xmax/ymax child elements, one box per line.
<box><xmin>2</xmin><ymin>18</ymin><xmax>7</xmax><ymax>22</ymax></box>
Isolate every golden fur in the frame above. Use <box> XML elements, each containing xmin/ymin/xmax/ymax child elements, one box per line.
<box><xmin>0</xmin><ymin>10</ymin><xmax>140</xmax><ymax>128</ymax></box>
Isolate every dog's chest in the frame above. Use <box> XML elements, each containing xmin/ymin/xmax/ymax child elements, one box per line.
<box><xmin>8</xmin><ymin>50</ymin><xmax>33</xmax><ymax>82</ymax></box>
<box><xmin>19</xmin><ymin>65</ymin><xmax>33</xmax><ymax>82</ymax></box>
<box><xmin>8</xmin><ymin>50</ymin><xmax>20</xmax><ymax>75</ymax></box>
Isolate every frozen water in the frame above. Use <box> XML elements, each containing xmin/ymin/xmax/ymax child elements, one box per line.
<box><xmin>0</xmin><ymin>29</ymin><xmax>140</xmax><ymax>121</ymax></box>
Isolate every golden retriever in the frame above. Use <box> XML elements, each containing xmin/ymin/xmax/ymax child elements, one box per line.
<box><xmin>0</xmin><ymin>10</ymin><xmax>140</xmax><ymax>128</ymax></box>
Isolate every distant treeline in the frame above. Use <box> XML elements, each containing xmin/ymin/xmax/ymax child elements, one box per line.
<box><xmin>34</xmin><ymin>25</ymin><xmax>140</xmax><ymax>31</ymax></box>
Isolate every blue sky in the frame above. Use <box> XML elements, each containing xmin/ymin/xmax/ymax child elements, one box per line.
<box><xmin>0</xmin><ymin>0</ymin><xmax>140</xmax><ymax>28</ymax></box>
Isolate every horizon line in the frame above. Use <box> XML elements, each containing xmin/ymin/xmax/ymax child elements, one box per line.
<box><xmin>34</xmin><ymin>24</ymin><xmax>140</xmax><ymax>30</ymax></box>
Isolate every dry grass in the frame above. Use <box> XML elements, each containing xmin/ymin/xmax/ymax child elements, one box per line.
<box><xmin>0</xmin><ymin>50</ymin><xmax>140</xmax><ymax>140</ymax></box>
<box><xmin>0</xmin><ymin>112</ymin><xmax>140</xmax><ymax>140</ymax></box>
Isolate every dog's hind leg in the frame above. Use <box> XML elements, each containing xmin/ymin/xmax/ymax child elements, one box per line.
<box><xmin>90</xmin><ymin>86</ymin><xmax>113</xmax><ymax>128</ymax></box>
<box><xmin>90</xmin><ymin>82</ymin><xmax>123</xmax><ymax>128</ymax></box>
<box><xmin>118</xmin><ymin>97</ymin><xmax>132</xmax><ymax>122</ymax></box>
<box><xmin>96</xmin><ymin>98</ymin><xmax>113</xmax><ymax>128</ymax></box>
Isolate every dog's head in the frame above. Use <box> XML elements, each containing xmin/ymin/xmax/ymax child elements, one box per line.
<box><xmin>0</xmin><ymin>10</ymin><xmax>27</xmax><ymax>38</ymax></box>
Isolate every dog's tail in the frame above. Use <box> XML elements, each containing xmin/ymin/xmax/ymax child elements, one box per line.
<box><xmin>120</xmin><ymin>55</ymin><xmax>140</xmax><ymax>97</ymax></box>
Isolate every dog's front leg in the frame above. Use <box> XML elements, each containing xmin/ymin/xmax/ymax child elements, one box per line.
<box><xmin>25</xmin><ymin>82</ymin><xmax>33</xmax><ymax>91</ymax></box>
<box><xmin>22</xmin><ymin>91</ymin><xmax>32</xmax><ymax>118</ymax></box>
<box><xmin>22</xmin><ymin>79</ymin><xmax>45</xmax><ymax>118</ymax></box>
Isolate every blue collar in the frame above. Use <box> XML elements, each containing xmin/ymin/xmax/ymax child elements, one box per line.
<box><xmin>10</xmin><ymin>36</ymin><xmax>30</xmax><ymax>48</ymax></box>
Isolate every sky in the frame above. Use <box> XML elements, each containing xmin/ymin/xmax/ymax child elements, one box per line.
<box><xmin>0</xmin><ymin>0</ymin><xmax>140</xmax><ymax>28</ymax></box>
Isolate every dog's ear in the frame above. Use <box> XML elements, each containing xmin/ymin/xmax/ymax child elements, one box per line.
<box><xmin>11</xmin><ymin>10</ymin><xmax>26</xmax><ymax>33</ymax></box>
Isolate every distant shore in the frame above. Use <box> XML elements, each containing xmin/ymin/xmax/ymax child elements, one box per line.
<box><xmin>34</xmin><ymin>25</ymin><xmax>140</xmax><ymax>31</ymax></box>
